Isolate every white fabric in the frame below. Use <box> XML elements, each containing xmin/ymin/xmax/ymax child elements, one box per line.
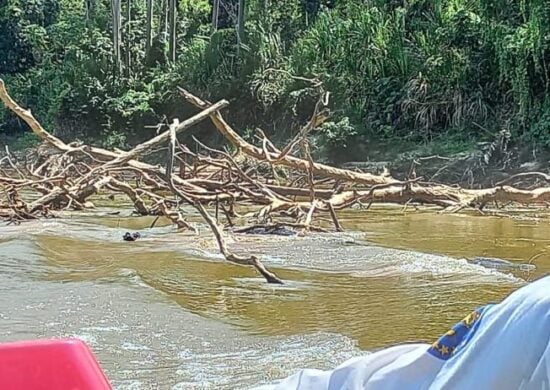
<box><xmin>251</xmin><ymin>275</ymin><xmax>550</xmax><ymax>390</ymax></box>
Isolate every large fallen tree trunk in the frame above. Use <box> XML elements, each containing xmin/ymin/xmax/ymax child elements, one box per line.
<box><xmin>0</xmin><ymin>79</ymin><xmax>281</xmax><ymax>283</ymax></box>
<box><xmin>0</xmin><ymin>80</ymin><xmax>219</xmax><ymax>195</ymax></box>
<box><xmin>178</xmin><ymin>87</ymin><xmax>395</xmax><ymax>186</ymax></box>
<box><xmin>3</xmin><ymin>78</ymin><xmax>550</xmax><ymax>283</ymax></box>
<box><xmin>177</xmin><ymin>87</ymin><xmax>550</xmax><ymax>212</ymax></box>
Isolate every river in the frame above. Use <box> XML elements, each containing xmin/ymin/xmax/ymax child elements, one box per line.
<box><xmin>0</xmin><ymin>202</ymin><xmax>548</xmax><ymax>389</ymax></box>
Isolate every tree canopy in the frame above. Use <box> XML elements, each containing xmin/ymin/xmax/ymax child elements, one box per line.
<box><xmin>1</xmin><ymin>0</ymin><xmax>550</xmax><ymax>158</ymax></box>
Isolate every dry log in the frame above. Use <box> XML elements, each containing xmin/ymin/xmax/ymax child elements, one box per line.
<box><xmin>79</xmin><ymin>99</ymin><xmax>228</xmax><ymax>180</ymax></box>
<box><xmin>327</xmin><ymin>202</ymin><xmax>344</xmax><ymax>232</ymax></box>
<box><xmin>0</xmin><ymin>80</ymin><xmax>216</xmax><ymax>195</ymax></box>
<box><xmin>178</xmin><ymin>87</ymin><xmax>395</xmax><ymax>186</ymax></box>
<box><xmin>495</xmin><ymin>172</ymin><xmax>550</xmax><ymax>187</ymax></box>
<box><xmin>157</xmin><ymin>201</ymin><xmax>195</xmax><ymax>230</ymax></box>
<box><xmin>165</xmin><ymin>121</ymin><xmax>283</xmax><ymax>283</ymax></box>
<box><xmin>107</xmin><ymin>178</ymin><xmax>150</xmax><ymax>215</ymax></box>
<box><xmin>195</xmin><ymin>201</ymin><xmax>284</xmax><ymax>284</ymax></box>
<box><xmin>7</xmin><ymin>76</ymin><xmax>550</xmax><ymax>285</ymax></box>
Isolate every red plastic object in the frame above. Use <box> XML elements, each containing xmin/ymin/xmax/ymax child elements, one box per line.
<box><xmin>0</xmin><ymin>338</ymin><xmax>112</xmax><ymax>390</ymax></box>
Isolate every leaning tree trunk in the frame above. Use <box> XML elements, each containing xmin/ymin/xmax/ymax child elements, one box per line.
<box><xmin>212</xmin><ymin>0</ymin><xmax>220</xmax><ymax>32</ymax></box>
<box><xmin>85</xmin><ymin>0</ymin><xmax>95</xmax><ymax>27</ymax></box>
<box><xmin>145</xmin><ymin>0</ymin><xmax>153</xmax><ymax>57</ymax></box>
<box><xmin>125</xmin><ymin>0</ymin><xmax>131</xmax><ymax>75</ymax></box>
<box><xmin>168</xmin><ymin>0</ymin><xmax>177</xmax><ymax>63</ymax></box>
<box><xmin>111</xmin><ymin>0</ymin><xmax>122</xmax><ymax>74</ymax></box>
<box><xmin>160</xmin><ymin>0</ymin><xmax>168</xmax><ymax>35</ymax></box>
<box><xmin>237</xmin><ymin>0</ymin><xmax>246</xmax><ymax>44</ymax></box>
<box><xmin>236</xmin><ymin>0</ymin><xmax>246</xmax><ymax>55</ymax></box>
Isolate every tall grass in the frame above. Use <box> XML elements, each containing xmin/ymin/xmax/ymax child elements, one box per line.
<box><xmin>284</xmin><ymin>0</ymin><xmax>550</xmax><ymax>145</ymax></box>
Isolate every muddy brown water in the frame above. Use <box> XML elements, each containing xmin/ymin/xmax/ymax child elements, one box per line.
<box><xmin>0</xmin><ymin>203</ymin><xmax>548</xmax><ymax>389</ymax></box>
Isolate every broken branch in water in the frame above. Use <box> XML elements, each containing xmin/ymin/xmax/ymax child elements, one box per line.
<box><xmin>4</xmin><ymin>78</ymin><xmax>550</xmax><ymax>284</ymax></box>
<box><xmin>165</xmin><ymin>124</ymin><xmax>283</xmax><ymax>283</ymax></box>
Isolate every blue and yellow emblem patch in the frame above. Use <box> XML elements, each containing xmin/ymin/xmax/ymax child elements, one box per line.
<box><xmin>427</xmin><ymin>305</ymin><xmax>491</xmax><ymax>360</ymax></box>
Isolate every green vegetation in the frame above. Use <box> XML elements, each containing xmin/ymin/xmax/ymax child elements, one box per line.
<box><xmin>1</xmin><ymin>0</ymin><xmax>550</xmax><ymax>159</ymax></box>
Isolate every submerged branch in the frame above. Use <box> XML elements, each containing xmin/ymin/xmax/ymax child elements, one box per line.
<box><xmin>2</xmin><ymin>79</ymin><xmax>550</xmax><ymax>284</ymax></box>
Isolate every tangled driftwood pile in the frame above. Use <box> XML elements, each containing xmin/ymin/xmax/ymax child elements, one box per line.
<box><xmin>2</xmin><ymin>79</ymin><xmax>550</xmax><ymax>283</ymax></box>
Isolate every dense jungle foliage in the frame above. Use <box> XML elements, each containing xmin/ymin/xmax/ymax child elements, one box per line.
<box><xmin>1</xmin><ymin>0</ymin><xmax>550</xmax><ymax>160</ymax></box>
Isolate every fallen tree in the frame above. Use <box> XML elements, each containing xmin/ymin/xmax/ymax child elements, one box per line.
<box><xmin>2</xmin><ymin>79</ymin><xmax>550</xmax><ymax>283</ymax></box>
<box><xmin>0</xmin><ymin>79</ymin><xmax>283</xmax><ymax>283</ymax></box>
